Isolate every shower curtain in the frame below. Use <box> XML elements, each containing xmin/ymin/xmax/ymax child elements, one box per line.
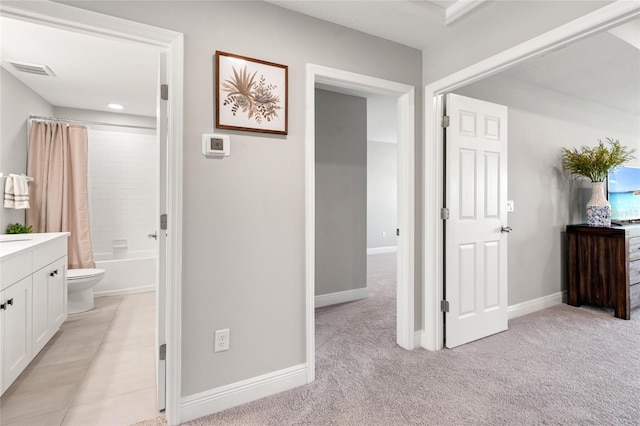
<box><xmin>26</xmin><ymin>120</ymin><xmax>95</xmax><ymax>269</ymax></box>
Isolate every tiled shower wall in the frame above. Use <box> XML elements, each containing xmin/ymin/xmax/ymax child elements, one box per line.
<box><xmin>88</xmin><ymin>130</ymin><xmax>158</xmax><ymax>257</ymax></box>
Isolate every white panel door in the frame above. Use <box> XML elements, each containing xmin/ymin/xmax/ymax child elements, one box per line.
<box><xmin>445</xmin><ymin>93</ymin><xmax>509</xmax><ymax>348</ymax></box>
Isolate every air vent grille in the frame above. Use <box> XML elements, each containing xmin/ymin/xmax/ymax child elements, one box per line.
<box><xmin>8</xmin><ymin>61</ymin><xmax>56</xmax><ymax>77</ymax></box>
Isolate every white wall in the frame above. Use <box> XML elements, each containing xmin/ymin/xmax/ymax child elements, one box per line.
<box><xmin>63</xmin><ymin>0</ymin><xmax>423</xmax><ymax>397</ymax></box>
<box><xmin>367</xmin><ymin>95</ymin><xmax>396</xmax><ymax>144</ymax></box>
<box><xmin>87</xmin><ymin>130</ymin><xmax>158</xmax><ymax>257</ymax></box>
<box><xmin>366</xmin><ymin>95</ymin><xmax>397</xmax><ymax>251</ymax></box>
<box><xmin>0</xmin><ymin>68</ymin><xmax>54</xmax><ymax>232</ymax></box>
<box><xmin>456</xmin><ymin>75</ymin><xmax>640</xmax><ymax>305</ymax></box>
<box><xmin>367</xmin><ymin>141</ymin><xmax>397</xmax><ymax>250</ymax></box>
<box><xmin>54</xmin><ymin>107</ymin><xmax>156</xmax><ymax>132</ymax></box>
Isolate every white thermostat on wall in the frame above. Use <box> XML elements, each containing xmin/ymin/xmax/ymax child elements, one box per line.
<box><xmin>202</xmin><ymin>134</ymin><xmax>230</xmax><ymax>158</ymax></box>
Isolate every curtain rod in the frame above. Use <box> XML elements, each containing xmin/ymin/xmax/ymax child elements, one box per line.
<box><xmin>28</xmin><ymin>114</ymin><xmax>156</xmax><ymax>131</ymax></box>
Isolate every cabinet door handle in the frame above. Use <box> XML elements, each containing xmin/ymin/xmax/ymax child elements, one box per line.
<box><xmin>50</xmin><ymin>269</ymin><xmax>59</xmax><ymax>277</ymax></box>
<box><xmin>0</xmin><ymin>302</ymin><xmax>5</xmax><ymax>310</ymax></box>
<box><xmin>7</xmin><ymin>298</ymin><xmax>13</xmax><ymax>306</ymax></box>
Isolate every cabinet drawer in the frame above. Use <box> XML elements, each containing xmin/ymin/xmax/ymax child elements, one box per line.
<box><xmin>630</xmin><ymin>260</ymin><xmax>640</xmax><ymax>285</ymax></box>
<box><xmin>629</xmin><ymin>237</ymin><xmax>640</xmax><ymax>261</ymax></box>
<box><xmin>0</xmin><ymin>252</ymin><xmax>32</xmax><ymax>291</ymax></box>
<box><xmin>33</xmin><ymin>237</ymin><xmax>67</xmax><ymax>272</ymax></box>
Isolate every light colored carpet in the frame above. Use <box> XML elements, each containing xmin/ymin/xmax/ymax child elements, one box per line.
<box><xmin>182</xmin><ymin>253</ymin><xmax>640</xmax><ymax>425</ymax></box>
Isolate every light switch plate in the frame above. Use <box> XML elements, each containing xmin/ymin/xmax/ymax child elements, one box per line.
<box><xmin>507</xmin><ymin>200</ymin><xmax>514</xmax><ymax>213</ymax></box>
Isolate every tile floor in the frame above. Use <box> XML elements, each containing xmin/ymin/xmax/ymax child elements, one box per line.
<box><xmin>0</xmin><ymin>292</ymin><xmax>162</xmax><ymax>426</ymax></box>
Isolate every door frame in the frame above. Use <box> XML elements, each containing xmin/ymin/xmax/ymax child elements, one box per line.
<box><xmin>0</xmin><ymin>2</ymin><xmax>184</xmax><ymax>424</ymax></box>
<box><xmin>422</xmin><ymin>0</ymin><xmax>640</xmax><ymax>351</ymax></box>
<box><xmin>305</xmin><ymin>64</ymin><xmax>415</xmax><ymax>382</ymax></box>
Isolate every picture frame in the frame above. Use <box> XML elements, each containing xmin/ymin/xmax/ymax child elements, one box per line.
<box><xmin>215</xmin><ymin>51</ymin><xmax>288</xmax><ymax>135</ymax></box>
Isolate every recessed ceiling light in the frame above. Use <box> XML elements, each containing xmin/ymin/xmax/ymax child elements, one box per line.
<box><xmin>108</xmin><ymin>103</ymin><xmax>124</xmax><ymax>110</ymax></box>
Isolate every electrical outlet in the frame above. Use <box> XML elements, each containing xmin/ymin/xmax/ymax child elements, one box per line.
<box><xmin>382</xmin><ymin>231</ymin><xmax>386</xmax><ymax>238</ymax></box>
<box><xmin>214</xmin><ymin>329</ymin><xmax>230</xmax><ymax>352</ymax></box>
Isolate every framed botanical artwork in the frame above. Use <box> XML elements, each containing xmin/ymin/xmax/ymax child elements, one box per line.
<box><xmin>215</xmin><ymin>51</ymin><xmax>288</xmax><ymax>135</ymax></box>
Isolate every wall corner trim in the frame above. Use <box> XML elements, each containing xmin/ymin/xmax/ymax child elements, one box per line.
<box><xmin>315</xmin><ymin>287</ymin><xmax>368</xmax><ymax>308</ymax></box>
<box><xmin>414</xmin><ymin>330</ymin><xmax>422</xmax><ymax>348</ymax></box>
<box><xmin>180</xmin><ymin>364</ymin><xmax>307</xmax><ymax>423</ymax></box>
<box><xmin>507</xmin><ymin>291</ymin><xmax>565</xmax><ymax>320</ymax></box>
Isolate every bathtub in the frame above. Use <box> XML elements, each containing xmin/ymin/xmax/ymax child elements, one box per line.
<box><xmin>92</xmin><ymin>250</ymin><xmax>157</xmax><ymax>296</ymax></box>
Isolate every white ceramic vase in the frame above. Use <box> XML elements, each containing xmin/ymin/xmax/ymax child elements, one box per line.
<box><xmin>586</xmin><ymin>181</ymin><xmax>611</xmax><ymax>227</ymax></box>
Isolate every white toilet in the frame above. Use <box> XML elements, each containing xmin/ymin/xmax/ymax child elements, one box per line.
<box><xmin>67</xmin><ymin>268</ymin><xmax>106</xmax><ymax>314</ymax></box>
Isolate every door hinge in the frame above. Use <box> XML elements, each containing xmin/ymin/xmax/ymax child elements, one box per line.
<box><xmin>440</xmin><ymin>208</ymin><xmax>450</xmax><ymax>220</ymax></box>
<box><xmin>160</xmin><ymin>214</ymin><xmax>168</xmax><ymax>230</ymax></box>
<box><xmin>441</xmin><ymin>300</ymin><xmax>450</xmax><ymax>313</ymax></box>
<box><xmin>161</xmin><ymin>84</ymin><xmax>169</xmax><ymax>101</ymax></box>
<box><xmin>441</xmin><ymin>115</ymin><xmax>450</xmax><ymax>128</ymax></box>
<box><xmin>159</xmin><ymin>344</ymin><xmax>166</xmax><ymax>361</ymax></box>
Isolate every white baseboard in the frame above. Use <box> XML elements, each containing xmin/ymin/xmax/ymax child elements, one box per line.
<box><xmin>178</xmin><ymin>293</ymin><xmax>566</xmax><ymax>423</ymax></box>
<box><xmin>408</xmin><ymin>294</ymin><xmax>566</xmax><ymax>350</ymax></box>
<box><xmin>94</xmin><ymin>284</ymin><xmax>155</xmax><ymax>297</ymax></box>
<box><xmin>508</xmin><ymin>291</ymin><xmax>565</xmax><ymax>320</ymax></box>
<box><xmin>180</xmin><ymin>364</ymin><xmax>307</xmax><ymax>423</ymax></box>
<box><xmin>315</xmin><ymin>287</ymin><xmax>368</xmax><ymax>308</ymax></box>
<box><xmin>367</xmin><ymin>246</ymin><xmax>397</xmax><ymax>255</ymax></box>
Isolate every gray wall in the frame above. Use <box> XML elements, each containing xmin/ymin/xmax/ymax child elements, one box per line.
<box><xmin>367</xmin><ymin>141</ymin><xmax>397</xmax><ymax>249</ymax></box>
<box><xmin>0</xmin><ymin>68</ymin><xmax>54</xmax><ymax>232</ymax></box>
<box><xmin>63</xmin><ymin>0</ymin><xmax>423</xmax><ymax>396</ymax></box>
<box><xmin>456</xmin><ymin>75</ymin><xmax>640</xmax><ymax>305</ymax></box>
<box><xmin>315</xmin><ymin>89</ymin><xmax>367</xmax><ymax>296</ymax></box>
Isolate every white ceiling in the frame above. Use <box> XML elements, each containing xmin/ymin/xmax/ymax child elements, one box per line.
<box><xmin>0</xmin><ymin>2</ymin><xmax>638</xmax><ymax>119</ymax></box>
<box><xmin>501</xmin><ymin>28</ymin><xmax>640</xmax><ymax>116</ymax></box>
<box><xmin>0</xmin><ymin>17</ymin><xmax>160</xmax><ymax>117</ymax></box>
<box><xmin>265</xmin><ymin>0</ymin><xmax>453</xmax><ymax>50</ymax></box>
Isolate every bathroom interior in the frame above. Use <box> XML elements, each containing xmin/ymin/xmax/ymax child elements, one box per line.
<box><xmin>0</xmin><ymin>14</ymin><xmax>165</xmax><ymax>425</ymax></box>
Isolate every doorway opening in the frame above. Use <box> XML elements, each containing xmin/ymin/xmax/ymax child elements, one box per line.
<box><xmin>0</xmin><ymin>2</ymin><xmax>183</xmax><ymax>424</ymax></box>
<box><xmin>305</xmin><ymin>64</ymin><xmax>415</xmax><ymax>382</ymax></box>
<box><xmin>422</xmin><ymin>2</ymin><xmax>639</xmax><ymax>352</ymax></box>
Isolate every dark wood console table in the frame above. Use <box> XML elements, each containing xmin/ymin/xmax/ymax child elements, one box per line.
<box><xmin>566</xmin><ymin>224</ymin><xmax>640</xmax><ymax>319</ymax></box>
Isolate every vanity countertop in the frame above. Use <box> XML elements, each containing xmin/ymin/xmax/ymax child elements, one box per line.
<box><xmin>0</xmin><ymin>232</ymin><xmax>70</xmax><ymax>260</ymax></box>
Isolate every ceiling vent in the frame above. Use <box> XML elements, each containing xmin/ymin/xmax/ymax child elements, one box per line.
<box><xmin>8</xmin><ymin>61</ymin><xmax>56</xmax><ymax>77</ymax></box>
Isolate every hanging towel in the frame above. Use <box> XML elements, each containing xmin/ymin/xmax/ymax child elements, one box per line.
<box><xmin>3</xmin><ymin>174</ymin><xmax>30</xmax><ymax>209</ymax></box>
<box><xmin>3</xmin><ymin>175</ymin><xmax>14</xmax><ymax>208</ymax></box>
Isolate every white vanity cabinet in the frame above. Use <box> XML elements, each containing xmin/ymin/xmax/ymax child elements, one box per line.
<box><xmin>1</xmin><ymin>275</ymin><xmax>32</xmax><ymax>393</ymax></box>
<box><xmin>0</xmin><ymin>233</ymin><xmax>69</xmax><ymax>395</ymax></box>
<box><xmin>32</xmin><ymin>256</ymin><xmax>67</xmax><ymax>354</ymax></box>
